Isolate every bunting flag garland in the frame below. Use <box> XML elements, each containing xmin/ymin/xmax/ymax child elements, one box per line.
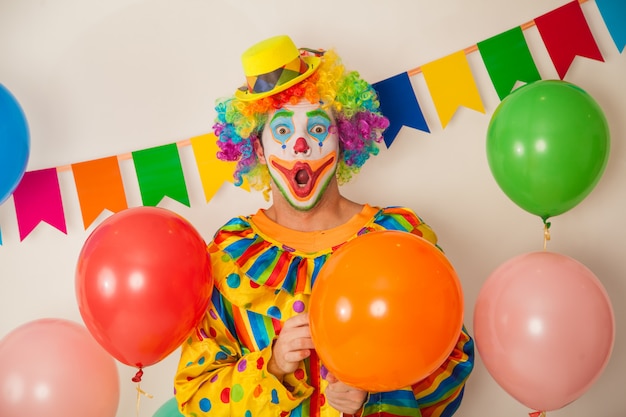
<box><xmin>190</xmin><ymin>133</ymin><xmax>248</xmax><ymax>202</ymax></box>
<box><xmin>477</xmin><ymin>27</ymin><xmax>542</xmax><ymax>100</ymax></box>
<box><xmin>535</xmin><ymin>1</ymin><xmax>604</xmax><ymax>79</ymax></box>
<box><xmin>595</xmin><ymin>0</ymin><xmax>626</xmax><ymax>52</ymax></box>
<box><xmin>72</xmin><ymin>156</ymin><xmax>128</xmax><ymax>229</ymax></box>
<box><xmin>0</xmin><ymin>0</ymin><xmax>622</xmax><ymax>245</ymax></box>
<box><xmin>373</xmin><ymin>72</ymin><xmax>430</xmax><ymax>148</ymax></box>
<box><xmin>13</xmin><ymin>168</ymin><xmax>67</xmax><ymax>241</ymax></box>
<box><xmin>132</xmin><ymin>144</ymin><xmax>190</xmax><ymax>208</ymax></box>
<box><xmin>421</xmin><ymin>50</ymin><xmax>486</xmax><ymax>128</ymax></box>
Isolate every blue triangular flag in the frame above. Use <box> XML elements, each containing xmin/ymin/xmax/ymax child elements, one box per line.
<box><xmin>596</xmin><ymin>0</ymin><xmax>626</xmax><ymax>52</ymax></box>
<box><xmin>373</xmin><ymin>72</ymin><xmax>430</xmax><ymax>148</ymax></box>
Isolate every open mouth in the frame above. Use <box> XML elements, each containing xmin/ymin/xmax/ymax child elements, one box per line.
<box><xmin>270</xmin><ymin>154</ymin><xmax>336</xmax><ymax>200</ymax></box>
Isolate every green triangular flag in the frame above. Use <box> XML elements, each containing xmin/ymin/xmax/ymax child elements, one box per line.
<box><xmin>477</xmin><ymin>26</ymin><xmax>542</xmax><ymax>100</ymax></box>
<box><xmin>132</xmin><ymin>143</ymin><xmax>190</xmax><ymax>207</ymax></box>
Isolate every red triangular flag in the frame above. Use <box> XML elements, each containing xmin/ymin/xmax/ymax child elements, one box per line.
<box><xmin>535</xmin><ymin>1</ymin><xmax>604</xmax><ymax>79</ymax></box>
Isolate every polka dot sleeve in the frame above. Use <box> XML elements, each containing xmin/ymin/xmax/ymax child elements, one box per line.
<box><xmin>174</xmin><ymin>293</ymin><xmax>314</xmax><ymax>416</ymax></box>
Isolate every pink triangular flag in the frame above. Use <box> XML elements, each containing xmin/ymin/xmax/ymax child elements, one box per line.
<box><xmin>13</xmin><ymin>168</ymin><xmax>67</xmax><ymax>241</ymax></box>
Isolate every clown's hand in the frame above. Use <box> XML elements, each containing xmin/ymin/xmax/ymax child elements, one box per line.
<box><xmin>325</xmin><ymin>372</ymin><xmax>368</xmax><ymax>415</ymax></box>
<box><xmin>268</xmin><ymin>313</ymin><xmax>314</xmax><ymax>381</ymax></box>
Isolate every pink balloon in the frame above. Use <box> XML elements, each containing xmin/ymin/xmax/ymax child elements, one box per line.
<box><xmin>0</xmin><ymin>318</ymin><xmax>119</xmax><ymax>417</ymax></box>
<box><xmin>473</xmin><ymin>251</ymin><xmax>614</xmax><ymax>412</ymax></box>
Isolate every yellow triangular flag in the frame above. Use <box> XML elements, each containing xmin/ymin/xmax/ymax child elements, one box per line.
<box><xmin>422</xmin><ymin>50</ymin><xmax>485</xmax><ymax>128</ymax></box>
<box><xmin>190</xmin><ymin>133</ymin><xmax>249</xmax><ymax>203</ymax></box>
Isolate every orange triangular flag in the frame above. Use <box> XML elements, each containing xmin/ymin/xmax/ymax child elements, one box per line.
<box><xmin>421</xmin><ymin>50</ymin><xmax>485</xmax><ymax>128</ymax></box>
<box><xmin>72</xmin><ymin>156</ymin><xmax>128</xmax><ymax>229</ymax></box>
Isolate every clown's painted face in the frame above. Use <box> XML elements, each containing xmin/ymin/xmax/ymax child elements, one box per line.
<box><xmin>259</xmin><ymin>99</ymin><xmax>339</xmax><ymax>211</ymax></box>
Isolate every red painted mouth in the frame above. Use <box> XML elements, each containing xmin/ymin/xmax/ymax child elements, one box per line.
<box><xmin>270</xmin><ymin>154</ymin><xmax>336</xmax><ymax>200</ymax></box>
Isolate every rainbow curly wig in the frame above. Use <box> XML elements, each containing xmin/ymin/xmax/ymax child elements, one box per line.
<box><xmin>213</xmin><ymin>49</ymin><xmax>390</xmax><ymax>199</ymax></box>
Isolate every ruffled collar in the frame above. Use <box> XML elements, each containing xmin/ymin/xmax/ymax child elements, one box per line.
<box><xmin>211</xmin><ymin>205</ymin><xmax>429</xmax><ymax>300</ymax></box>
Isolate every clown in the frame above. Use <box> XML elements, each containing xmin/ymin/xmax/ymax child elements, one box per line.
<box><xmin>175</xmin><ymin>35</ymin><xmax>474</xmax><ymax>417</ymax></box>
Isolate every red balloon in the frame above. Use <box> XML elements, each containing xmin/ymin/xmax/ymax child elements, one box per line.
<box><xmin>75</xmin><ymin>207</ymin><xmax>212</xmax><ymax>372</ymax></box>
<box><xmin>474</xmin><ymin>251</ymin><xmax>614</xmax><ymax>411</ymax></box>
<box><xmin>309</xmin><ymin>230</ymin><xmax>464</xmax><ymax>392</ymax></box>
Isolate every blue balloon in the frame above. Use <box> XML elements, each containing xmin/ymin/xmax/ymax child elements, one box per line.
<box><xmin>0</xmin><ymin>84</ymin><xmax>30</xmax><ymax>204</ymax></box>
<box><xmin>153</xmin><ymin>397</ymin><xmax>184</xmax><ymax>417</ymax></box>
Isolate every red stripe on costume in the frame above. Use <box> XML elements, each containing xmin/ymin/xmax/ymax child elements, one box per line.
<box><xmin>309</xmin><ymin>350</ymin><xmax>321</xmax><ymax>417</ymax></box>
<box><xmin>403</xmin><ymin>214</ymin><xmax>422</xmax><ymax>230</ymax></box>
<box><xmin>294</xmin><ymin>261</ymin><xmax>309</xmax><ymax>294</ymax></box>
<box><xmin>265</xmin><ymin>251</ymin><xmax>290</xmax><ymax>287</ymax></box>
<box><xmin>213</xmin><ymin>228</ymin><xmax>249</xmax><ymax>245</ymax></box>
<box><xmin>272</xmin><ymin>317</ymin><xmax>282</xmax><ymax>335</ymax></box>
<box><xmin>236</xmin><ymin>240</ymin><xmax>271</xmax><ymax>268</ymax></box>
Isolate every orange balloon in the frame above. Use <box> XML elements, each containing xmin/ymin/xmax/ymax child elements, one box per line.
<box><xmin>309</xmin><ymin>230</ymin><xmax>464</xmax><ymax>392</ymax></box>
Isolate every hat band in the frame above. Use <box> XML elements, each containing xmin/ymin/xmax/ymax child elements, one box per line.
<box><xmin>245</xmin><ymin>55</ymin><xmax>309</xmax><ymax>95</ymax></box>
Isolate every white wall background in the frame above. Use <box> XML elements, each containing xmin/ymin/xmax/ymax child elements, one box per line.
<box><xmin>1</xmin><ymin>1</ymin><xmax>624</xmax><ymax>416</ymax></box>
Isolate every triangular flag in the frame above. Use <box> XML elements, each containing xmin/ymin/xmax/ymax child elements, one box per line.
<box><xmin>535</xmin><ymin>1</ymin><xmax>604</xmax><ymax>79</ymax></box>
<box><xmin>373</xmin><ymin>72</ymin><xmax>430</xmax><ymax>148</ymax></box>
<box><xmin>596</xmin><ymin>0</ymin><xmax>626</xmax><ymax>52</ymax></box>
<box><xmin>190</xmin><ymin>133</ymin><xmax>248</xmax><ymax>203</ymax></box>
<box><xmin>477</xmin><ymin>26</ymin><xmax>542</xmax><ymax>100</ymax></box>
<box><xmin>13</xmin><ymin>168</ymin><xmax>67</xmax><ymax>241</ymax></box>
<box><xmin>421</xmin><ymin>50</ymin><xmax>485</xmax><ymax>128</ymax></box>
<box><xmin>72</xmin><ymin>156</ymin><xmax>128</xmax><ymax>229</ymax></box>
<box><xmin>132</xmin><ymin>144</ymin><xmax>190</xmax><ymax>207</ymax></box>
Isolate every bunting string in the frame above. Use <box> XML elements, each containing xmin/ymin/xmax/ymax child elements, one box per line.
<box><xmin>407</xmin><ymin>0</ymin><xmax>590</xmax><ymax>77</ymax></box>
<box><xmin>0</xmin><ymin>0</ymin><xmax>623</xmax><ymax>244</ymax></box>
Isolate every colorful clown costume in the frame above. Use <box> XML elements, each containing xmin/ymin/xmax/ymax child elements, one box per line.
<box><xmin>174</xmin><ymin>204</ymin><xmax>474</xmax><ymax>417</ymax></box>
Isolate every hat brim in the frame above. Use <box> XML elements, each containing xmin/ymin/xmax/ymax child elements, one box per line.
<box><xmin>234</xmin><ymin>56</ymin><xmax>321</xmax><ymax>102</ymax></box>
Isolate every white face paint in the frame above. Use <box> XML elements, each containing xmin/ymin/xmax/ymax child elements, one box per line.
<box><xmin>259</xmin><ymin>100</ymin><xmax>339</xmax><ymax>211</ymax></box>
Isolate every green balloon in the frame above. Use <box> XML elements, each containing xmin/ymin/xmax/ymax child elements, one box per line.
<box><xmin>486</xmin><ymin>80</ymin><xmax>610</xmax><ymax>220</ymax></box>
<box><xmin>153</xmin><ymin>397</ymin><xmax>184</xmax><ymax>417</ymax></box>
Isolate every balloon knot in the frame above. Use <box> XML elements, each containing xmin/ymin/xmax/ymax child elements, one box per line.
<box><xmin>542</xmin><ymin>218</ymin><xmax>552</xmax><ymax>229</ymax></box>
<box><xmin>529</xmin><ymin>412</ymin><xmax>546</xmax><ymax>417</ymax></box>
<box><xmin>132</xmin><ymin>368</ymin><xmax>144</xmax><ymax>383</ymax></box>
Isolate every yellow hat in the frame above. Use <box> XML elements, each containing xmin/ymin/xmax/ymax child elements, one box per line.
<box><xmin>235</xmin><ymin>35</ymin><xmax>321</xmax><ymax>101</ymax></box>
